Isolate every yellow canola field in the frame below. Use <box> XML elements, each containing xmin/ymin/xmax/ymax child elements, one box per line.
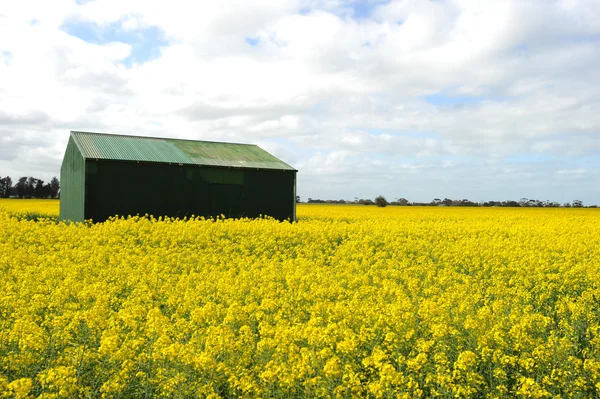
<box><xmin>1</xmin><ymin>203</ymin><xmax>600</xmax><ymax>398</ymax></box>
<box><xmin>0</xmin><ymin>199</ymin><xmax>59</xmax><ymax>219</ymax></box>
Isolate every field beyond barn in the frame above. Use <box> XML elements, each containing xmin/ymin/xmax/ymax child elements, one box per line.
<box><xmin>1</xmin><ymin>201</ymin><xmax>600</xmax><ymax>398</ymax></box>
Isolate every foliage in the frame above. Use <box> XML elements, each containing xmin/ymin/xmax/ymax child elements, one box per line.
<box><xmin>1</xmin><ymin>203</ymin><xmax>600</xmax><ymax>398</ymax></box>
<box><xmin>0</xmin><ymin>176</ymin><xmax>12</xmax><ymax>198</ymax></box>
<box><xmin>374</xmin><ymin>195</ymin><xmax>388</xmax><ymax>207</ymax></box>
<box><xmin>0</xmin><ymin>176</ymin><xmax>59</xmax><ymax>199</ymax></box>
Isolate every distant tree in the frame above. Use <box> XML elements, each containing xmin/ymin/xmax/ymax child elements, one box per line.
<box><xmin>25</xmin><ymin>177</ymin><xmax>37</xmax><ymax>198</ymax></box>
<box><xmin>519</xmin><ymin>198</ymin><xmax>529</xmax><ymax>207</ymax></box>
<box><xmin>458</xmin><ymin>199</ymin><xmax>477</xmax><ymax>207</ymax></box>
<box><xmin>34</xmin><ymin>179</ymin><xmax>45</xmax><ymax>198</ymax></box>
<box><xmin>0</xmin><ymin>176</ymin><xmax>7</xmax><ymax>198</ymax></box>
<box><xmin>232</xmin><ymin>194</ymin><xmax>596</xmax><ymax>208</ymax></box>
<box><xmin>15</xmin><ymin>177</ymin><xmax>27</xmax><ymax>198</ymax></box>
<box><xmin>42</xmin><ymin>183</ymin><xmax>51</xmax><ymax>198</ymax></box>
<box><xmin>375</xmin><ymin>195</ymin><xmax>388</xmax><ymax>207</ymax></box>
<box><xmin>49</xmin><ymin>177</ymin><xmax>60</xmax><ymax>199</ymax></box>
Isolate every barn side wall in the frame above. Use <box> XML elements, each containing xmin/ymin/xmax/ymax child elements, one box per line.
<box><xmin>84</xmin><ymin>160</ymin><xmax>296</xmax><ymax>222</ymax></box>
<box><xmin>59</xmin><ymin>137</ymin><xmax>85</xmax><ymax>222</ymax></box>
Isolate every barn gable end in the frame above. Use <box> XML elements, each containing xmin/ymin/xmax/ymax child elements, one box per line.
<box><xmin>59</xmin><ymin>136</ymin><xmax>86</xmax><ymax>222</ymax></box>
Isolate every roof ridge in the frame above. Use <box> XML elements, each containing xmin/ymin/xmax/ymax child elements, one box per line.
<box><xmin>70</xmin><ymin>130</ymin><xmax>259</xmax><ymax>147</ymax></box>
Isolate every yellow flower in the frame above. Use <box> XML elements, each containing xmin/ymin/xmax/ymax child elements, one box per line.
<box><xmin>7</xmin><ymin>378</ymin><xmax>33</xmax><ymax>399</ymax></box>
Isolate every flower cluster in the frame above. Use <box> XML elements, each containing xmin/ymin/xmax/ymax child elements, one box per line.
<box><xmin>1</xmin><ymin>202</ymin><xmax>599</xmax><ymax>398</ymax></box>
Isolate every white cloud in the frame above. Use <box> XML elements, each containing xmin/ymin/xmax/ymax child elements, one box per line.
<box><xmin>1</xmin><ymin>0</ymin><xmax>599</xmax><ymax>203</ymax></box>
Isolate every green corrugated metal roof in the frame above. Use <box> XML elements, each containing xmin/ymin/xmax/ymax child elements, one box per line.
<box><xmin>70</xmin><ymin>131</ymin><xmax>296</xmax><ymax>171</ymax></box>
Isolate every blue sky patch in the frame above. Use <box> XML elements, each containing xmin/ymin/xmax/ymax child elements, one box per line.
<box><xmin>299</xmin><ymin>1</ymin><xmax>389</xmax><ymax>19</ymax></box>
<box><xmin>579</xmin><ymin>155</ymin><xmax>600</xmax><ymax>168</ymax></box>
<box><xmin>245</xmin><ymin>37</ymin><xmax>260</xmax><ymax>46</ymax></box>
<box><xmin>423</xmin><ymin>93</ymin><xmax>486</xmax><ymax>106</ymax></box>
<box><xmin>515</xmin><ymin>43</ymin><xmax>529</xmax><ymax>52</ymax></box>
<box><xmin>61</xmin><ymin>20</ymin><xmax>167</xmax><ymax>66</ymax></box>
<box><xmin>350</xmin><ymin>0</ymin><xmax>389</xmax><ymax>19</ymax></box>
<box><xmin>0</xmin><ymin>50</ymin><xmax>13</xmax><ymax>64</ymax></box>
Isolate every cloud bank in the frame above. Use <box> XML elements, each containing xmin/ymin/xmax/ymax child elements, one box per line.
<box><xmin>1</xmin><ymin>0</ymin><xmax>599</xmax><ymax>203</ymax></box>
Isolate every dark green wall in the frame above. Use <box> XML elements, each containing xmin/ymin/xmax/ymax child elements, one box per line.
<box><xmin>59</xmin><ymin>138</ymin><xmax>85</xmax><ymax>222</ymax></box>
<box><xmin>83</xmin><ymin>160</ymin><xmax>295</xmax><ymax>222</ymax></box>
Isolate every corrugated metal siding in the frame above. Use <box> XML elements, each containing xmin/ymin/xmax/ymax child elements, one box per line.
<box><xmin>83</xmin><ymin>160</ymin><xmax>295</xmax><ymax>222</ymax></box>
<box><xmin>59</xmin><ymin>137</ymin><xmax>85</xmax><ymax>222</ymax></box>
<box><xmin>71</xmin><ymin>131</ymin><xmax>296</xmax><ymax>171</ymax></box>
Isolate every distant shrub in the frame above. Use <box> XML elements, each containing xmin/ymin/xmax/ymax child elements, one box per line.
<box><xmin>375</xmin><ymin>195</ymin><xmax>388</xmax><ymax>207</ymax></box>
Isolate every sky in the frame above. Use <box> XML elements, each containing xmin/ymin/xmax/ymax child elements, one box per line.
<box><xmin>1</xmin><ymin>0</ymin><xmax>599</xmax><ymax>205</ymax></box>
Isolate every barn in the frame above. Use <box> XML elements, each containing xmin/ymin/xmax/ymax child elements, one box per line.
<box><xmin>60</xmin><ymin>131</ymin><xmax>297</xmax><ymax>223</ymax></box>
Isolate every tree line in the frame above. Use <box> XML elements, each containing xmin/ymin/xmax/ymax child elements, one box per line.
<box><xmin>302</xmin><ymin>196</ymin><xmax>595</xmax><ymax>208</ymax></box>
<box><xmin>0</xmin><ymin>175</ymin><xmax>60</xmax><ymax>199</ymax></box>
